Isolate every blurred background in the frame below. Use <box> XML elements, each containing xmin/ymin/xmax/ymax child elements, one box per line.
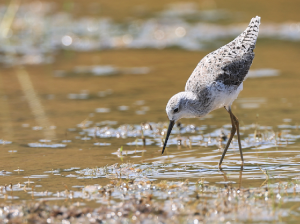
<box><xmin>0</xmin><ymin>0</ymin><xmax>300</xmax><ymax>200</ymax></box>
<box><xmin>0</xmin><ymin>0</ymin><xmax>299</xmax><ymax>136</ymax></box>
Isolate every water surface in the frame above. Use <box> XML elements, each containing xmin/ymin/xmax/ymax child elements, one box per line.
<box><xmin>0</xmin><ymin>0</ymin><xmax>300</xmax><ymax>222</ymax></box>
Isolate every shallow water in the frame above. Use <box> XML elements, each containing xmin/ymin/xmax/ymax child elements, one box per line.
<box><xmin>0</xmin><ymin>0</ymin><xmax>300</xmax><ymax>223</ymax></box>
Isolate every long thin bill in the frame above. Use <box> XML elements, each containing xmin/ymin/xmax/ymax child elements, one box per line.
<box><xmin>161</xmin><ymin>120</ymin><xmax>175</xmax><ymax>155</ymax></box>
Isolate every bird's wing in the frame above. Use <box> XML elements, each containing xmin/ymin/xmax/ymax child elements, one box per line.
<box><xmin>185</xmin><ymin>16</ymin><xmax>261</xmax><ymax>94</ymax></box>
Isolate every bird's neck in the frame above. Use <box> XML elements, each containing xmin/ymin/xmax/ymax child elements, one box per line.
<box><xmin>182</xmin><ymin>91</ymin><xmax>209</xmax><ymax>117</ymax></box>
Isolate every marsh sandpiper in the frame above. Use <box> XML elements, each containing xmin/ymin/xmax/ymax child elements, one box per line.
<box><xmin>162</xmin><ymin>16</ymin><xmax>261</xmax><ymax>168</ymax></box>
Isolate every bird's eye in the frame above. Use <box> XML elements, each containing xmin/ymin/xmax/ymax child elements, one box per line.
<box><xmin>173</xmin><ymin>108</ymin><xmax>179</xmax><ymax>113</ymax></box>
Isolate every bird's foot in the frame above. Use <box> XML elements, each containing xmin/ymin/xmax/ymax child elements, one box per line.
<box><xmin>218</xmin><ymin>163</ymin><xmax>223</xmax><ymax>170</ymax></box>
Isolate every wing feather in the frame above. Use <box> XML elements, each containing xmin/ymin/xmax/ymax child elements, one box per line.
<box><xmin>185</xmin><ymin>16</ymin><xmax>261</xmax><ymax>94</ymax></box>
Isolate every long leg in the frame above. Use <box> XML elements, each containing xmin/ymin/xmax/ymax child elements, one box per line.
<box><xmin>219</xmin><ymin>107</ymin><xmax>244</xmax><ymax>168</ymax></box>
<box><xmin>219</xmin><ymin>106</ymin><xmax>236</xmax><ymax>168</ymax></box>
<box><xmin>231</xmin><ymin>113</ymin><xmax>244</xmax><ymax>165</ymax></box>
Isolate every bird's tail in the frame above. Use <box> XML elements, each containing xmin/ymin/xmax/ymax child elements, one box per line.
<box><xmin>235</xmin><ymin>16</ymin><xmax>261</xmax><ymax>50</ymax></box>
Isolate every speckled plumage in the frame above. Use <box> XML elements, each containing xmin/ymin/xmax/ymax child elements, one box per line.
<box><xmin>184</xmin><ymin>16</ymin><xmax>260</xmax><ymax>114</ymax></box>
<box><xmin>166</xmin><ymin>16</ymin><xmax>261</xmax><ymax>121</ymax></box>
<box><xmin>163</xmin><ymin>17</ymin><xmax>261</xmax><ymax>164</ymax></box>
<box><xmin>187</xmin><ymin>17</ymin><xmax>260</xmax><ymax>91</ymax></box>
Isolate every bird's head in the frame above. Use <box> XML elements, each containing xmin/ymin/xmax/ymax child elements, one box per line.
<box><xmin>166</xmin><ymin>92</ymin><xmax>186</xmax><ymax>122</ymax></box>
<box><xmin>166</xmin><ymin>92</ymin><xmax>197</xmax><ymax>121</ymax></box>
<box><xmin>162</xmin><ymin>92</ymin><xmax>197</xmax><ymax>155</ymax></box>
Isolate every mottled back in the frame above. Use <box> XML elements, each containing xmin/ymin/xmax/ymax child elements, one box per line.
<box><xmin>185</xmin><ymin>16</ymin><xmax>261</xmax><ymax>94</ymax></box>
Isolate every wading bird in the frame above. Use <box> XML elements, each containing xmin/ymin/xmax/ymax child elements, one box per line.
<box><xmin>162</xmin><ymin>16</ymin><xmax>261</xmax><ymax>168</ymax></box>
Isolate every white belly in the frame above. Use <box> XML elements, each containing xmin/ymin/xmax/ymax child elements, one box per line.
<box><xmin>210</xmin><ymin>83</ymin><xmax>243</xmax><ymax>111</ymax></box>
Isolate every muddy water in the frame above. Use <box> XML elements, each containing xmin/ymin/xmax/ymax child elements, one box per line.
<box><xmin>0</xmin><ymin>0</ymin><xmax>299</xmax><ymax>217</ymax></box>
